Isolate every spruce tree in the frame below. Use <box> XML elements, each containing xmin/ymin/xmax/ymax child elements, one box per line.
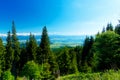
<box><xmin>38</xmin><ymin>26</ymin><xmax>58</xmax><ymax>79</ymax></box>
<box><xmin>106</xmin><ymin>23</ymin><xmax>113</xmax><ymax>31</ymax></box>
<box><xmin>102</xmin><ymin>27</ymin><xmax>105</xmax><ymax>33</ymax></box>
<box><xmin>74</xmin><ymin>46</ymin><xmax>82</xmax><ymax>71</ymax></box>
<box><xmin>57</xmin><ymin>47</ymin><xmax>70</xmax><ymax>75</ymax></box>
<box><xmin>115</xmin><ymin>21</ymin><xmax>120</xmax><ymax>35</ymax></box>
<box><xmin>11</xmin><ymin>21</ymin><xmax>21</xmax><ymax>77</ymax></box>
<box><xmin>81</xmin><ymin>36</ymin><xmax>90</xmax><ymax>65</ymax></box>
<box><xmin>0</xmin><ymin>38</ymin><xmax>5</xmax><ymax>77</ymax></box>
<box><xmin>39</xmin><ymin>26</ymin><xmax>50</xmax><ymax>63</ymax></box>
<box><xmin>81</xmin><ymin>36</ymin><xmax>94</xmax><ymax>72</ymax></box>
<box><xmin>5</xmin><ymin>31</ymin><xmax>14</xmax><ymax>70</ymax></box>
<box><xmin>26</xmin><ymin>33</ymin><xmax>37</xmax><ymax>61</ymax></box>
<box><xmin>69</xmin><ymin>48</ymin><xmax>78</xmax><ymax>74</ymax></box>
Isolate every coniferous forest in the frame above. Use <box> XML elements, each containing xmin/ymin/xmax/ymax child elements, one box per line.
<box><xmin>1</xmin><ymin>21</ymin><xmax>120</xmax><ymax>80</ymax></box>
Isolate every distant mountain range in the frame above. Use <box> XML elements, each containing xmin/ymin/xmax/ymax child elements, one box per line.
<box><xmin>1</xmin><ymin>35</ymin><xmax>88</xmax><ymax>48</ymax></box>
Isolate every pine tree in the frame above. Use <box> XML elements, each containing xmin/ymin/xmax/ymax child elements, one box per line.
<box><xmin>74</xmin><ymin>46</ymin><xmax>82</xmax><ymax>71</ymax></box>
<box><xmin>81</xmin><ymin>36</ymin><xmax>90</xmax><ymax>65</ymax></box>
<box><xmin>102</xmin><ymin>27</ymin><xmax>105</xmax><ymax>33</ymax></box>
<box><xmin>11</xmin><ymin>21</ymin><xmax>21</xmax><ymax>78</ymax></box>
<box><xmin>0</xmin><ymin>38</ymin><xmax>5</xmax><ymax>77</ymax></box>
<box><xmin>57</xmin><ymin>47</ymin><xmax>70</xmax><ymax>75</ymax></box>
<box><xmin>38</xmin><ymin>26</ymin><xmax>58</xmax><ymax>79</ymax></box>
<box><xmin>81</xmin><ymin>36</ymin><xmax>94</xmax><ymax>72</ymax></box>
<box><xmin>5</xmin><ymin>31</ymin><xmax>14</xmax><ymax>70</ymax></box>
<box><xmin>39</xmin><ymin>26</ymin><xmax>51</xmax><ymax>63</ymax></box>
<box><xmin>26</xmin><ymin>33</ymin><xmax>37</xmax><ymax>61</ymax></box>
<box><xmin>69</xmin><ymin>48</ymin><xmax>78</xmax><ymax>74</ymax></box>
<box><xmin>106</xmin><ymin>23</ymin><xmax>113</xmax><ymax>31</ymax></box>
<box><xmin>115</xmin><ymin>21</ymin><xmax>120</xmax><ymax>35</ymax></box>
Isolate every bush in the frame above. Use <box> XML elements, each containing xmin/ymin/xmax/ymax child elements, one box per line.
<box><xmin>3</xmin><ymin>70</ymin><xmax>14</xmax><ymax>80</ymax></box>
<box><xmin>22</xmin><ymin>61</ymin><xmax>40</xmax><ymax>80</ymax></box>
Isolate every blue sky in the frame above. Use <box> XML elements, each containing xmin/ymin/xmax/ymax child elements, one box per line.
<box><xmin>0</xmin><ymin>0</ymin><xmax>120</xmax><ymax>35</ymax></box>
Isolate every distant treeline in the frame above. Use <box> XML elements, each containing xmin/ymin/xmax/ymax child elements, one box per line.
<box><xmin>0</xmin><ymin>21</ymin><xmax>120</xmax><ymax>80</ymax></box>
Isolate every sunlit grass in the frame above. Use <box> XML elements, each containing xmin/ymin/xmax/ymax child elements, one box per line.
<box><xmin>57</xmin><ymin>70</ymin><xmax>120</xmax><ymax>80</ymax></box>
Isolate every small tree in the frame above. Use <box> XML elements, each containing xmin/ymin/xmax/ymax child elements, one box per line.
<box><xmin>3</xmin><ymin>70</ymin><xmax>14</xmax><ymax>80</ymax></box>
<box><xmin>102</xmin><ymin>27</ymin><xmax>105</xmax><ymax>33</ymax></box>
<box><xmin>40</xmin><ymin>63</ymin><xmax>51</xmax><ymax>79</ymax></box>
<box><xmin>106</xmin><ymin>23</ymin><xmax>113</xmax><ymax>31</ymax></box>
<box><xmin>22</xmin><ymin>61</ymin><xmax>40</xmax><ymax>80</ymax></box>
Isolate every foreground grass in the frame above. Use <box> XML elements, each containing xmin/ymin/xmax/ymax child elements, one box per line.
<box><xmin>57</xmin><ymin>70</ymin><xmax>120</xmax><ymax>80</ymax></box>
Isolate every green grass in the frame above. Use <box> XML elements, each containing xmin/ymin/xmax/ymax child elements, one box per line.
<box><xmin>57</xmin><ymin>70</ymin><xmax>120</xmax><ymax>80</ymax></box>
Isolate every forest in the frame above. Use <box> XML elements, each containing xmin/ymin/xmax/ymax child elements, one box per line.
<box><xmin>0</xmin><ymin>21</ymin><xmax>120</xmax><ymax>80</ymax></box>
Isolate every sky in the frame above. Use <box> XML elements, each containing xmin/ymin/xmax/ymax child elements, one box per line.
<box><xmin>0</xmin><ymin>0</ymin><xmax>120</xmax><ymax>35</ymax></box>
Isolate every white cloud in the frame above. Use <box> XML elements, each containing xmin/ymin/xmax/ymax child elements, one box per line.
<box><xmin>17</xmin><ymin>32</ymin><xmax>41</xmax><ymax>36</ymax></box>
<box><xmin>0</xmin><ymin>33</ymin><xmax>7</xmax><ymax>37</ymax></box>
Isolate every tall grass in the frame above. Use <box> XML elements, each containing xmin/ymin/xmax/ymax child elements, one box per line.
<box><xmin>57</xmin><ymin>70</ymin><xmax>120</xmax><ymax>80</ymax></box>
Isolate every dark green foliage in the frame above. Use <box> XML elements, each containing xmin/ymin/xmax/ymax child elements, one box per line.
<box><xmin>19</xmin><ymin>46</ymin><xmax>27</xmax><ymax>73</ymax></box>
<box><xmin>0</xmin><ymin>38</ymin><xmax>5</xmax><ymax>76</ymax></box>
<box><xmin>26</xmin><ymin>33</ymin><xmax>37</xmax><ymax>61</ymax></box>
<box><xmin>57</xmin><ymin>47</ymin><xmax>71</xmax><ymax>75</ymax></box>
<box><xmin>115</xmin><ymin>22</ymin><xmax>120</xmax><ymax>35</ymax></box>
<box><xmin>106</xmin><ymin>23</ymin><xmax>113</xmax><ymax>31</ymax></box>
<box><xmin>3</xmin><ymin>70</ymin><xmax>14</xmax><ymax>80</ymax></box>
<box><xmin>74</xmin><ymin>46</ymin><xmax>82</xmax><ymax>71</ymax></box>
<box><xmin>81</xmin><ymin>37</ymin><xmax>90</xmax><ymax>65</ymax></box>
<box><xmin>81</xmin><ymin>36</ymin><xmax>94</xmax><ymax>72</ymax></box>
<box><xmin>81</xmin><ymin>36</ymin><xmax>94</xmax><ymax>65</ymax></box>
<box><xmin>37</xmin><ymin>26</ymin><xmax>58</xmax><ymax>79</ymax></box>
<box><xmin>93</xmin><ymin>31</ymin><xmax>120</xmax><ymax>71</ymax></box>
<box><xmin>12</xmin><ymin>21</ymin><xmax>20</xmax><ymax>62</ymax></box>
<box><xmin>5</xmin><ymin>31</ymin><xmax>14</xmax><ymax>70</ymax></box>
<box><xmin>69</xmin><ymin>48</ymin><xmax>78</xmax><ymax>73</ymax></box>
<box><xmin>11</xmin><ymin>21</ymin><xmax>21</xmax><ymax>77</ymax></box>
<box><xmin>39</xmin><ymin>26</ymin><xmax>51</xmax><ymax>63</ymax></box>
<box><xmin>102</xmin><ymin>27</ymin><xmax>105</xmax><ymax>33</ymax></box>
<box><xmin>48</xmin><ymin>52</ymin><xmax>59</xmax><ymax>78</ymax></box>
<box><xmin>57</xmin><ymin>47</ymin><xmax>78</xmax><ymax>75</ymax></box>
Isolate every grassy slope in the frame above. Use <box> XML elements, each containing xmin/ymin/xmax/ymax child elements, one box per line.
<box><xmin>57</xmin><ymin>70</ymin><xmax>120</xmax><ymax>80</ymax></box>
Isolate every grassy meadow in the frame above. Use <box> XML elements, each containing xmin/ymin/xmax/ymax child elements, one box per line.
<box><xmin>57</xmin><ymin>70</ymin><xmax>120</xmax><ymax>80</ymax></box>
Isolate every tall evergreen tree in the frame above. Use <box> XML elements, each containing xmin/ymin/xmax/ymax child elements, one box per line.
<box><xmin>106</xmin><ymin>23</ymin><xmax>113</xmax><ymax>31</ymax></box>
<box><xmin>57</xmin><ymin>47</ymin><xmax>70</xmax><ymax>75</ymax></box>
<box><xmin>81</xmin><ymin>36</ymin><xmax>94</xmax><ymax>72</ymax></box>
<box><xmin>0</xmin><ymin>38</ymin><xmax>6</xmax><ymax>77</ymax></box>
<box><xmin>26</xmin><ymin>33</ymin><xmax>37</xmax><ymax>61</ymax></box>
<box><xmin>38</xmin><ymin>26</ymin><xmax>58</xmax><ymax>79</ymax></box>
<box><xmin>115</xmin><ymin>21</ymin><xmax>120</xmax><ymax>35</ymax></box>
<box><xmin>69</xmin><ymin>48</ymin><xmax>78</xmax><ymax>74</ymax></box>
<box><xmin>5</xmin><ymin>31</ymin><xmax>14</xmax><ymax>70</ymax></box>
<box><xmin>74</xmin><ymin>46</ymin><xmax>82</xmax><ymax>71</ymax></box>
<box><xmin>19</xmin><ymin>45</ymin><xmax>27</xmax><ymax>73</ymax></box>
<box><xmin>11</xmin><ymin>21</ymin><xmax>21</xmax><ymax>77</ymax></box>
<box><xmin>81</xmin><ymin>36</ymin><xmax>90</xmax><ymax>65</ymax></box>
<box><xmin>39</xmin><ymin>26</ymin><xmax>51</xmax><ymax>63</ymax></box>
